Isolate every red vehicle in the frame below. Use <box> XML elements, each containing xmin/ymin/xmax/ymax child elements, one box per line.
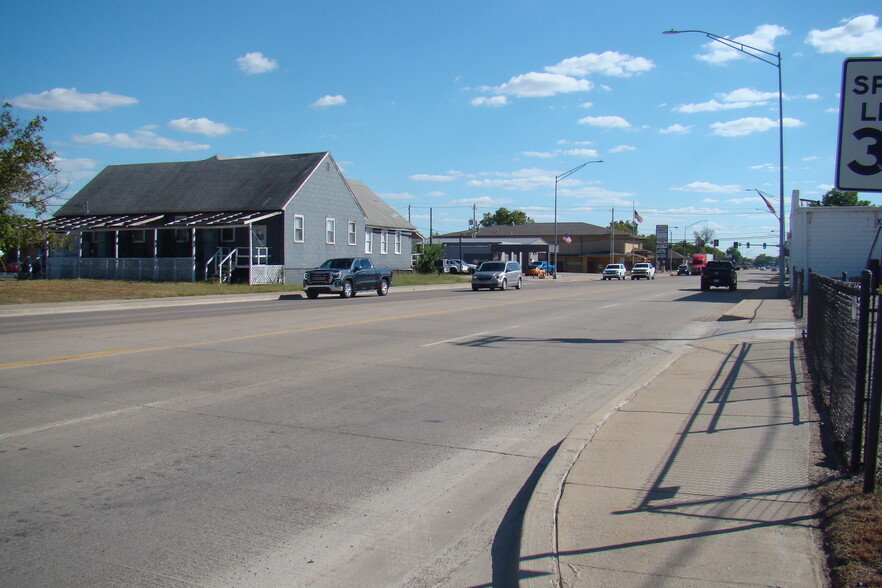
<box><xmin>690</xmin><ymin>253</ymin><xmax>714</xmax><ymax>275</ymax></box>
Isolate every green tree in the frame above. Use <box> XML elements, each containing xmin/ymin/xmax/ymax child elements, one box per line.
<box><xmin>413</xmin><ymin>242</ymin><xmax>446</xmax><ymax>274</ymax></box>
<box><xmin>0</xmin><ymin>103</ymin><xmax>64</xmax><ymax>252</ymax></box>
<box><xmin>610</xmin><ymin>219</ymin><xmax>637</xmax><ymax>234</ymax></box>
<box><xmin>479</xmin><ymin>207</ymin><xmax>534</xmax><ymax>227</ymax></box>
<box><xmin>695</xmin><ymin>226</ymin><xmax>716</xmax><ymax>252</ymax></box>
<box><xmin>818</xmin><ymin>189</ymin><xmax>871</xmax><ymax>206</ymax></box>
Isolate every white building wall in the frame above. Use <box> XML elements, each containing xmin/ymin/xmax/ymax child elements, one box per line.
<box><xmin>790</xmin><ymin>190</ymin><xmax>882</xmax><ymax>291</ymax></box>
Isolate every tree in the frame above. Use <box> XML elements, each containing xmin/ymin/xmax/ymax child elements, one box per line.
<box><xmin>479</xmin><ymin>207</ymin><xmax>534</xmax><ymax>227</ymax></box>
<box><xmin>413</xmin><ymin>242</ymin><xmax>446</xmax><ymax>274</ymax></box>
<box><xmin>0</xmin><ymin>103</ymin><xmax>64</xmax><ymax>252</ymax></box>
<box><xmin>817</xmin><ymin>189</ymin><xmax>871</xmax><ymax>207</ymax></box>
<box><xmin>695</xmin><ymin>226</ymin><xmax>716</xmax><ymax>252</ymax></box>
<box><xmin>610</xmin><ymin>219</ymin><xmax>637</xmax><ymax>234</ymax></box>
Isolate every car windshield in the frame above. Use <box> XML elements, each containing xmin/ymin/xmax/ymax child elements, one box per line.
<box><xmin>706</xmin><ymin>261</ymin><xmax>732</xmax><ymax>269</ymax></box>
<box><xmin>319</xmin><ymin>258</ymin><xmax>354</xmax><ymax>269</ymax></box>
<box><xmin>605</xmin><ymin>265</ymin><xmax>620</xmax><ymax>270</ymax></box>
<box><xmin>479</xmin><ymin>262</ymin><xmax>505</xmax><ymax>271</ymax></box>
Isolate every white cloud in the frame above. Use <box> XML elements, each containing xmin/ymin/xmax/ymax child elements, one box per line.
<box><xmin>311</xmin><ymin>95</ymin><xmax>347</xmax><ymax>108</ymax></box>
<box><xmin>236</xmin><ymin>51</ymin><xmax>278</xmax><ymax>74</ymax></box>
<box><xmin>471</xmin><ymin>95</ymin><xmax>508</xmax><ymax>107</ymax></box>
<box><xmin>409</xmin><ymin>172</ymin><xmax>462</xmax><ymax>182</ymax></box>
<box><xmin>545</xmin><ymin>51</ymin><xmax>654</xmax><ymax>77</ymax></box>
<box><xmin>721</xmin><ymin>88</ymin><xmax>779</xmax><ymax>102</ymax></box>
<box><xmin>673</xmin><ymin>100</ymin><xmax>756</xmax><ymax>113</ymax></box>
<box><xmin>523</xmin><ymin>151</ymin><xmax>556</xmax><ymax>158</ymax></box>
<box><xmin>72</xmin><ymin>128</ymin><xmax>209</xmax><ymax>151</ymax></box>
<box><xmin>609</xmin><ymin>145</ymin><xmax>636</xmax><ymax>153</ymax></box>
<box><xmin>168</xmin><ymin>117</ymin><xmax>233</xmax><ymax>137</ymax></box>
<box><xmin>672</xmin><ymin>182</ymin><xmax>742</xmax><ymax>194</ymax></box>
<box><xmin>578</xmin><ymin>115</ymin><xmax>630</xmax><ymax>129</ymax></box>
<box><xmin>565</xmin><ymin>148</ymin><xmax>600</xmax><ymax>157</ymax></box>
<box><xmin>807</xmin><ymin>14</ymin><xmax>882</xmax><ymax>54</ymax></box>
<box><xmin>11</xmin><ymin>88</ymin><xmax>137</xmax><ymax>111</ymax></box>
<box><xmin>54</xmin><ymin>157</ymin><xmax>100</xmax><ymax>185</ymax></box>
<box><xmin>710</xmin><ymin>116</ymin><xmax>804</xmax><ymax>137</ymax></box>
<box><xmin>493</xmin><ymin>72</ymin><xmax>593</xmax><ymax>97</ymax></box>
<box><xmin>696</xmin><ymin>24</ymin><xmax>789</xmax><ymax>65</ymax></box>
<box><xmin>659</xmin><ymin>124</ymin><xmax>691</xmax><ymax>134</ymax></box>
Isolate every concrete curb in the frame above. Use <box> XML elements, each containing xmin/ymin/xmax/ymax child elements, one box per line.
<box><xmin>518</xmin><ymin>344</ymin><xmax>695</xmax><ymax>586</ymax></box>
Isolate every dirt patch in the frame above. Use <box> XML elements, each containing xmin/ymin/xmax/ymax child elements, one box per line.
<box><xmin>819</xmin><ymin>477</ymin><xmax>882</xmax><ymax>587</ymax></box>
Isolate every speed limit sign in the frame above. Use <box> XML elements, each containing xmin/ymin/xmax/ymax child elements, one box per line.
<box><xmin>836</xmin><ymin>57</ymin><xmax>882</xmax><ymax>192</ymax></box>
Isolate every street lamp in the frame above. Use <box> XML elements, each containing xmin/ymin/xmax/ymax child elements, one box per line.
<box><xmin>664</xmin><ymin>28</ymin><xmax>786</xmax><ymax>298</ymax></box>
<box><xmin>553</xmin><ymin>160</ymin><xmax>603</xmax><ymax>278</ymax></box>
<box><xmin>684</xmin><ymin>219</ymin><xmax>708</xmax><ymax>248</ymax></box>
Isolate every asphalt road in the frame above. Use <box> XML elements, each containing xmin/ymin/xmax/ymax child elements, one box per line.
<box><xmin>0</xmin><ymin>272</ymin><xmax>759</xmax><ymax>587</ymax></box>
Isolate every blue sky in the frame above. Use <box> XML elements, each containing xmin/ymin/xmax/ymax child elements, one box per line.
<box><xmin>3</xmin><ymin>1</ymin><xmax>882</xmax><ymax>257</ymax></box>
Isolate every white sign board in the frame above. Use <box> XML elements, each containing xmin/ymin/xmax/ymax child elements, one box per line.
<box><xmin>655</xmin><ymin>224</ymin><xmax>668</xmax><ymax>259</ymax></box>
<box><xmin>836</xmin><ymin>57</ymin><xmax>882</xmax><ymax>192</ymax></box>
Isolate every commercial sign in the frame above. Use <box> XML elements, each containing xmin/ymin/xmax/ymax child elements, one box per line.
<box><xmin>655</xmin><ymin>224</ymin><xmax>668</xmax><ymax>259</ymax></box>
<box><xmin>836</xmin><ymin>57</ymin><xmax>882</xmax><ymax>192</ymax></box>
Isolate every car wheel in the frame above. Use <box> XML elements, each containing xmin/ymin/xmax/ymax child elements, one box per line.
<box><xmin>500</xmin><ymin>278</ymin><xmax>507</xmax><ymax>291</ymax></box>
<box><xmin>377</xmin><ymin>278</ymin><xmax>389</xmax><ymax>296</ymax></box>
<box><xmin>306</xmin><ymin>290</ymin><xmax>319</xmax><ymax>299</ymax></box>
<box><xmin>472</xmin><ymin>285</ymin><xmax>479</xmax><ymax>291</ymax></box>
<box><xmin>340</xmin><ymin>280</ymin><xmax>354</xmax><ymax>298</ymax></box>
<box><xmin>515</xmin><ymin>277</ymin><xmax>522</xmax><ymax>290</ymax></box>
<box><xmin>729</xmin><ymin>282</ymin><xmax>737</xmax><ymax>291</ymax></box>
<box><xmin>701</xmin><ymin>282</ymin><xmax>710</xmax><ymax>291</ymax></box>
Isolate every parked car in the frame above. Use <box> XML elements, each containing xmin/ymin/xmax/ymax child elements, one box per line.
<box><xmin>525</xmin><ymin>264</ymin><xmax>547</xmax><ymax>278</ymax></box>
<box><xmin>471</xmin><ymin>260</ymin><xmax>522</xmax><ymax>291</ymax></box>
<box><xmin>602</xmin><ymin>263</ymin><xmax>626</xmax><ymax>280</ymax></box>
<box><xmin>700</xmin><ymin>259</ymin><xmax>738</xmax><ymax>291</ymax></box>
<box><xmin>677</xmin><ymin>264</ymin><xmax>689</xmax><ymax>275</ymax></box>
<box><xmin>434</xmin><ymin>259</ymin><xmax>467</xmax><ymax>274</ymax></box>
<box><xmin>630</xmin><ymin>262</ymin><xmax>656</xmax><ymax>280</ymax></box>
<box><xmin>450</xmin><ymin>259</ymin><xmax>476</xmax><ymax>274</ymax></box>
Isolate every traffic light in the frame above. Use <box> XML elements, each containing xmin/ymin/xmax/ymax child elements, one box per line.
<box><xmin>713</xmin><ymin>239</ymin><xmax>719</xmax><ymax>247</ymax></box>
<box><xmin>746</xmin><ymin>242</ymin><xmax>750</xmax><ymax>248</ymax></box>
<box><xmin>734</xmin><ymin>242</ymin><xmax>740</xmax><ymax>248</ymax></box>
<box><xmin>763</xmin><ymin>243</ymin><xmax>767</xmax><ymax>249</ymax></box>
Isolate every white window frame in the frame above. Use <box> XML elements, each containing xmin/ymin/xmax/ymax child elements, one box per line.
<box><xmin>325</xmin><ymin>218</ymin><xmax>336</xmax><ymax>245</ymax></box>
<box><xmin>364</xmin><ymin>229</ymin><xmax>373</xmax><ymax>254</ymax></box>
<box><xmin>380</xmin><ymin>231</ymin><xmax>388</xmax><ymax>255</ymax></box>
<box><xmin>348</xmin><ymin>220</ymin><xmax>357</xmax><ymax>246</ymax></box>
<box><xmin>293</xmin><ymin>215</ymin><xmax>304</xmax><ymax>243</ymax></box>
<box><xmin>394</xmin><ymin>231</ymin><xmax>402</xmax><ymax>254</ymax></box>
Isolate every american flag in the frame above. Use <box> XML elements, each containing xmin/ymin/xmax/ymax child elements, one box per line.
<box><xmin>633</xmin><ymin>210</ymin><xmax>644</xmax><ymax>223</ymax></box>
<box><xmin>562</xmin><ymin>234</ymin><xmax>572</xmax><ymax>244</ymax></box>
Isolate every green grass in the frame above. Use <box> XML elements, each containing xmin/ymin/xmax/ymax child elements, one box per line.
<box><xmin>0</xmin><ymin>273</ymin><xmax>469</xmax><ymax>305</ymax></box>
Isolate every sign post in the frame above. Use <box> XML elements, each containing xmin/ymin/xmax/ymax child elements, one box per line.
<box><xmin>837</xmin><ymin>57</ymin><xmax>882</xmax><ymax>193</ymax></box>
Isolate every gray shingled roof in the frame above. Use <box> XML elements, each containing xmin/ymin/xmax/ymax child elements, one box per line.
<box><xmin>345</xmin><ymin>179</ymin><xmax>416</xmax><ymax>231</ymax></box>
<box><xmin>55</xmin><ymin>153</ymin><xmax>328</xmax><ymax>216</ymax></box>
<box><xmin>439</xmin><ymin>222</ymin><xmax>636</xmax><ymax>238</ymax></box>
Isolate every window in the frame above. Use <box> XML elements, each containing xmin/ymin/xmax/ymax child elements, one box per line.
<box><xmin>394</xmin><ymin>231</ymin><xmax>401</xmax><ymax>254</ymax></box>
<box><xmin>348</xmin><ymin>220</ymin><xmax>357</xmax><ymax>246</ymax></box>
<box><xmin>293</xmin><ymin>215</ymin><xmax>304</xmax><ymax>243</ymax></box>
<box><xmin>326</xmin><ymin>218</ymin><xmax>336</xmax><ymax>244</ymax></box>
<box><xmin>364</xmin><ymin>229</ymin><xmax>373</xmax><ymax>254</ymax></box>
<box><xmin>220</xmin><ymin>228</ymin><xmax>235</xmax><ymax>242</ymax></box>
<box><xmin>132</xmin><ymin>230</ymin><xmax>146</xmax><ymax>243</ymax></box>
<box><xmin>175</xmin><ymin>228</ymin><xmax>189</xmax><ymax>243</ymax></box>
<box><xmin>380</xmin><ymin>231</ymin><xmax>388</xmax><ymax>254</ymax></box>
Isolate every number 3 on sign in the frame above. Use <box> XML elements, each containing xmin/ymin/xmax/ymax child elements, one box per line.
<box><xmin>849</xmin><ymin>127</ymin><xmax>882</xmax><ymax>176</ymax></box>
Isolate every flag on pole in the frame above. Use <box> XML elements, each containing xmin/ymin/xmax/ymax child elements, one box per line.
<box><xmin>562</xmin><ymin>234</ymin><xmax>572</xmax><ymax>244</ymax></box>
<box><xmin>633</xmin><ymin>210</ymin><xmax>644</xmax><ymax>223</ymax></box>
<box><xmin>758</xmin><ymin>192</ymin><xmax>777</xmax><ymax>217</ymax></box>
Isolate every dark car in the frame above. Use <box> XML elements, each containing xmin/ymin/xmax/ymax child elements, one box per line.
<box><xmin>677</xmin><ymin>264</ymin><xmax>689</xmax><ymax>275</ymax></box>
<box><xmin>701</xmin><ymin>259</ymin><xmax>737</xmax><ymax>291</ymax></box>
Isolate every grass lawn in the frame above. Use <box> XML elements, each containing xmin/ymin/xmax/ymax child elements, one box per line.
<box><xmin>0</xmin><ymin>273</ymin><xmax>470</xmax><ymax>305</ymax></box>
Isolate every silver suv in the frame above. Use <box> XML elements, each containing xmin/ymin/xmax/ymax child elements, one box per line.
<box><xmin>472</xmin><ymin>261</ymin><xmax>523</xmax><ymax>291</ymax></box>
<box><xmin>602</xmin><ymin>263</ymin><xmax>626</xmax><ymax>280</ymax></box>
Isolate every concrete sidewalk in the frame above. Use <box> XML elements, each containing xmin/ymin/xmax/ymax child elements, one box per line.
<box><xmin>520</xmin><ymin>286</ymin><xmax>828</xmax><ymax>587</ymax></box>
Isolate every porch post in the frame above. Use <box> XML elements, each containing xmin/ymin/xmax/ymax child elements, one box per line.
<box><xmin>248</xmin><ymin>225</ymin><xmax>253</xmax><ymax>285</ymax></box>
<box><xmin>191</xmin><ymin>227</ymin><xmax>196</xmax><ymax>282</ymax></box>
<box><xmin>153</xmin><ymin>229</ymin><xmax>158</xmax><ymax>281</ymax></box>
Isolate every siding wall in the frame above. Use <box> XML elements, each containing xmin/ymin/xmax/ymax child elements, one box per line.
<box><xmin>790</xmin><ymin>205</ymin><xmax>882</xmax><ymax>291</ymax></box>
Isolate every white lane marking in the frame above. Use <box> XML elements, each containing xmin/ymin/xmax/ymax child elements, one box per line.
<box><xmin>597</xmin><ymin>304</ymin><xmax>619</xmax><ymax>309</ymax></box>
<box><xmin>422</xmin><ymin>331</ymin><xmax>491</xmax><ymax>347</ymax></box>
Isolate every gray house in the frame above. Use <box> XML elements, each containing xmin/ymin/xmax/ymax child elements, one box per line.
<box><xmin>42</xmin><ymin>152</ymin><xmax>417</xmax><ymax>284</ymax></box>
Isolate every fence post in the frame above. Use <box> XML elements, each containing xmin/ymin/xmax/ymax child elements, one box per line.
<box><xmin>865</xmin><ymin>278</ymin><xmax>882</xmax><ymax>492</ymax></box>
<box><xmin>852</xmin><ymin>270</ymin><xmax>872</xmax><ymax>473</ymax></box>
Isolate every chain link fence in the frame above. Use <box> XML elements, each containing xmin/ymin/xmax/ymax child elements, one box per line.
<box><xmin>804</xmin><ymin>271</ymin><xmax>881</xmax><ymax>489</ymax></box>
<box><xmin>48</xmin><ymin>258</ymin><xmax>195</xmax><ymax>282</ymax></box>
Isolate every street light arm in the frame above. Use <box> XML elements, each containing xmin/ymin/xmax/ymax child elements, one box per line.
<box><xmin>663</xmin><ymin>29</ymin><xmax>780</xmax><ymax>68</ymax></box>
<box><xmin>556</xmin><ymin>160</ymin><xmax>603</xmax><ymax>182</ymax></box>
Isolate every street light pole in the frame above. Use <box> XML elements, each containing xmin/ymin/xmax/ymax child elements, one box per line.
<box><xmin>664</xmin><ymin>29</ymin><xmax>786</xmax><ymax>298</ymax></box>
<box><xmin>554</xmin><ymin>160</ymin><xmax>603</xmax><ymax>278</ymax></box>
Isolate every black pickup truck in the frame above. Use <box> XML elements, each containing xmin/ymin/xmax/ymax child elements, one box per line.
<box><xmin>700</xmin><ymin>259</ymin><xmax>738</xmax><ymax>291</ymax></box>
<box><xmin>303</xmin><ymin>257</ymin><xmax>393</xmax><ymax>299</ymax></box>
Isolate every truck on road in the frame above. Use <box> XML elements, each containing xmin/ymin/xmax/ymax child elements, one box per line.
<box><xmin>303</xmin><ymin>258</ymin><xmax>393</xmax><ymax>299</ymax></box>
<box><xmin>690</xmin><ymin>253</ymin><xmax>714</xmax><ymax>275</ymax></box>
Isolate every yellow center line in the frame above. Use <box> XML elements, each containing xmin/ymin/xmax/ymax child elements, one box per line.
<box><xmin>1</xmin><ymin>289</ymin><xmax>593</xmax><ymax>370</ymax></box>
